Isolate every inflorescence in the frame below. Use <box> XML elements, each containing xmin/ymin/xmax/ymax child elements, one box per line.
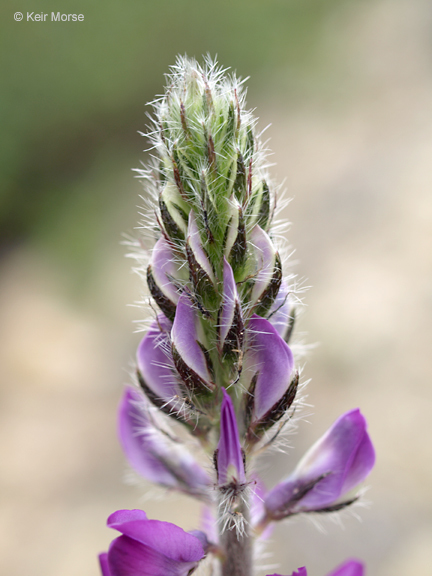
<box><xmin>98</xmin><ymin>56</ymin><xmax>375</xmax><ymax>576</ymax></box>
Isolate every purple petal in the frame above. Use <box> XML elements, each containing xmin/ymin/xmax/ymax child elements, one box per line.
<box><xmin>171</xmin><ymin>291</ymin><xmax>212</xmax><ymax>386</ymax></box>
<box><xmin>107</xmin><ymin>513</ymin><xmax>205</xmax><ymax>562</ymax></box>
<box><xmin>150</xmin><ymin>237</ymin><xmax>182</xmax><ymax>304</ymax></box>
<box><xmin>137</xmin><ymin>316</ymin><xmax>180</xmax><ymax>402</ymax></box>
<box><xmin>267</xmin><ymin>280</ymin><xmax>291</xmax><ymax>339</ymax></box>
<box><xmin>244</xmin><ymin>315</ymin><xmax>294</xmax><ymax>423</ymax></box>
<box><xmin>327</xmin><ymin>560</ymin><xmax>364</xmax><ymax>576</ymax></box>
<box><xmin>118</xmin><ymin>388</ymin><xmax>211</xmax><ymax>493</ymax></box>
<box><xmin>187</xmin><ymin>211</ymin><xmax>214</xmax><ymax>282</ymax></box>
<box><xmin>341</xmin><ymin>431</ymin><xmax>375</xmax><ymax>495</ymax></box>
<box><xmin>219</xmin><ymin>258</ymin><xmax>240</xmax><ymax>345</ymax></box>
<box><xmin>108</xmin><ymin>534</ymin><xmax>199</xmax><ymax>576</ymax></box>
<box><xmin>98</xmin><ymin>552</ymin><xmax>111</xmax><ymax>576</ymax></box>
<box><xmin>265</xmin><ymin>410</ymin><xmax>375</xmax><ymax>516</ymax></box>
<box><xmin>187</xmin><ymin>530</ymin><xmax>210</xmax><ymax>552</ymax></box>
<box><xmin>249</xmin><ymin>225</ymin><xmax>276</xmax><ymax>304</ymax></box>
<box><xmin>108</xmin><ymin>510</ymin><xmax>148</xmax><ymax>527</ymax></box>
<box><xmin>217</xmin><ymin>388</ymin><xmax>246</xmax><ymax>485</ymax></box>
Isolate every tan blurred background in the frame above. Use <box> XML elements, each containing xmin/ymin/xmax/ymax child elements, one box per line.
<box><xmin>1</xmin><ymin>0</ymin><xmax>431</xmax><ymax>574</ymax></box>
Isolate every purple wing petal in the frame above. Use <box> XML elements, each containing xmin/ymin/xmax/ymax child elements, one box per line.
<box><xmin>118</xmin><ymin>388</ymin><xmax>211</xmax><ymax>493</ymax></box>
<box><xmin>171</xmin><ymin>292</ymin><xmax>212</xmax><ymax>386</ymax></box>
<box><xmin>108</xmin><ymin>510</ymin><xmax>148</xmax><ymax>528</ymax></box>
<box><xmin>187</xmin><ymin>530</ymin><xmax>210</xmax><ymax>553</ymax></box>
<box><xmin>137</xmin><ymin>316</ymin><xmax>180</xmax><ymax>402</ymax></box>
<box><xmin>108</xmin><ymin>535</ymin><xmax>200</xmax><ymax>576</ymax></box>
<box><xmin>249</xmin><ymin>225</ymin><xmax>276</xmax><ymax>304</ymax></box>
<box><xmin>244</xmin><ymin>315</ymin><xmax>294</xmax><ymax>423</ymax></box>
<box><xmin>295</xmin><ymin>409</ymin><xmax>373</xmax><ymax>510</ymax></box>
<box><xmin>265</xmin><ymin>409</ymin><xmax>374</xmax><ymax>515</ymax></box>
<box><xmin>98</xmin><ymin>552</ymin><xmax>111</xmax><ymax>576</ymax></box>
<box><xmin>219</xmin><ymin>258</ymin><xmax>240</xmax><ymax>345</ymax></box>
<box><xmin>327</xmin><ymin>560</ymin><xmax>364</xmax><ymax>576</ymax></box>
<box><xmin>341</xmin><ymin>429</ymin><xmax>375</xmax><ymax>495</ymax></box>
<box><xmin>107</xmin><ymin>516</ymin><xmax>205</xmax><ymax>562</ymax></box>
<box><xmin>150</xmin><ymin>237</ymin><xmax>182</xmax><ymax>304</ymax></box>
<box><xmin>217</xmin><ymin>389</ymin><xmax>246</xmax><ymax>485</ymax></box>
<box><xmin>118</xmin><ymin>388</ymin><xmax>179</xmax><ymax>487</ymax></box>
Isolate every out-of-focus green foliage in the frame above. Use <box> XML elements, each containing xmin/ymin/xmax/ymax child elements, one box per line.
<box><xmin>1</xmin><ymin>0</ymin><xmax>360</xmax><ymax>268</ymax></box>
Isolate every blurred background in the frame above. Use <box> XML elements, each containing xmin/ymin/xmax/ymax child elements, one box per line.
<box><xmin>1</xmin><ymin>0</ymin><xmax>432</xmax><ymax>574</ymax></box>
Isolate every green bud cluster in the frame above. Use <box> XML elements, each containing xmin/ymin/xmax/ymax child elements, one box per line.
<box><xmin>141</xmin><ymin>56</ymin><xmax>282</xmax><ymax>321</ymax></box>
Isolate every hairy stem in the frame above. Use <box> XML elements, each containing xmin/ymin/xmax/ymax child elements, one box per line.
<box><xmin>220</xmin><ymin>498</ymin><xmax>252</xmax><ymax>576</ymax></box>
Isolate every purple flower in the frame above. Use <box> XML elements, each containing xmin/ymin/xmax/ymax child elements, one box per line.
<box><xmin>98</xmin><ymin>509</ymin><xmax>207</xmax><ymax>576</ymax></box>
<box><xmin>265</xmin><ymin>410</ymin><xmax>375</xmax><ymax>518</ymax></box>
<box><xmin>118</xmin><ymin>387</ymin><xmax>211</xmax><ymax>497</ymax></box>
<box><xmin>266</xmin><ymin>558</ymin><xmax>364</xmax><ymax>576</ymax></box>
<box><xmin>136</xmin><ymin>315</ymin><xmax>180</xmax><ymax>408</ymax></box>
<box><xmin>216</xmin><ymin>388</ymin><xmax>246</xmax><ymax>486</ymax></box>
<box><xmin>147</xmin><ymin>237</ymin><xmax>183</xmax><ymax>304</ymax></box>
<box><xmin>171</xmin><ymin>291</ymin><xmax>214</xmax><ymax>394</ymax></box>
<box><xmin>242</xmin><ymin>315</ymin><xmax>295</xmax><ymax>435</ymax></box>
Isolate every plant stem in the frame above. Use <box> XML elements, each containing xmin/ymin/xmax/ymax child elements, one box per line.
<box><xmin>220</xmin><ymin>499</ymin><xmax>252</xmax><ymax>576</ymax></box>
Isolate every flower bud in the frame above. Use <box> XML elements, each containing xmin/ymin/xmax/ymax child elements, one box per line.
<box><xmin>227</xmin><ymin>202</ymin><xmax>247</xmax><ymax>274</ymax></box>
<box><xmin>249</xmin><ymin>225</ymin><xmax>282</xmax><ymax>316</ymax></box>
<box><xmin>266</xmin><ymin>280</ymin><xmax>293</xmax><ymax>341</ymax></box>
<box><xmin>246</xmin><ymin>179</ymin><xmax>271</xmax><ymax>231</ymax></box>
<box><xmin>146</xmin><ymin>237</ymin><xmax>184</xmax><ymax>321</ymax></box>
<box><xmin>118</xmin><ymin>388</ymin><xmax>211</xmax><ymax>497</ymax></box>
<box><xmin>216</xmin><ymin>388</ymin><xmax>246</xmax><ymax>486</ymax></box>
<box><xmin>171</xmin><ymin>291</ymin><xmax>214</xmax><ymax>395</ymax></box>
<box><xmin>242</xmin><ymin>315</ymin><xmax>295</xmax><ymax>438</ymax></box>
<box><xmin>136</xmin><ymin>315</ymin><xmax>181</xmax><ymax>415</ymax></box>
<box><xmin>264</xmin><ymin>410</ymin><xmax>375</xmax><ymax>519</ymax></box>
<box><xmin>186</xmin><ymin>211</ymin><xmax>217</xmax><ymax>305</ymax></box>
<box><xmin>218</xmin><ymin>258</ymin><xmax>244</xmax><ymax>358</ymax></box>
<box><xmin>159</xmin><ymin>182</ymin><xmax>189</xmax><ymax>241</ymax></box>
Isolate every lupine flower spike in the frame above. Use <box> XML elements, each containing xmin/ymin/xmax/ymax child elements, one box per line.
<box><xmin>99</xmin><ymin>56</ymin><xmax>376</xmax><ymax>576</ymax></box>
